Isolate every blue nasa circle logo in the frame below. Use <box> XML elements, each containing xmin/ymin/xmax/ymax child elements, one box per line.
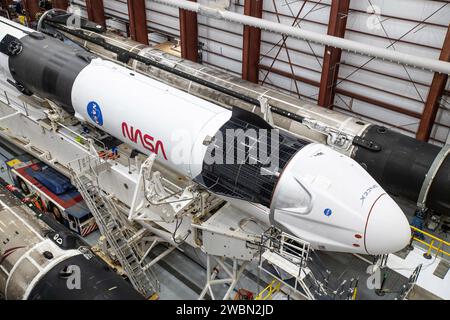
<box><xmin>87</xmin><ymin>101</ymin><xmax>103</xmax><ymax>126</ymax></box>
<box><xmin>324</xmin><ymin>208</ymin><xmax>332</xmax><ymax>217</ymax></box>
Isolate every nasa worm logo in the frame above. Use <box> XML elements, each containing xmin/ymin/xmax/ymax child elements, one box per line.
<box><xmin>87</xmin><ymin>101</ymin><xmax>103</xmax><ymax>126</ymax></box>
<box><xmin>122</xmin><ymin>121</ymin><xmax>168</xmax><ymax>160</ymax></box>
<box><xmin>324</xmin><ymin>208</ymin><xmax>332</xmax><ymax>216</ymax></box>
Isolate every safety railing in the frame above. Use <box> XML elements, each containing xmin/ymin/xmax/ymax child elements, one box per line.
<box><xmin>0</xmin><ymin>88</ymin><xmax>28</xmax><ymax>113</ymax></box>
<box><xmin>255</xmin><ymin>280</ymin><xmax>281</xmax><ymax>300</ymax></box>
<box><xmin>410</xmin><ymin>226</ymin><xmax>450</xmax><ymax>259</ymax></box>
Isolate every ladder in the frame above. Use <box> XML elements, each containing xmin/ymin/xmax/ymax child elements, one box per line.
<box><xmin>70</xmin><ymin>157</ymin><xmax>159</xmax><ymax>298</ymax></box>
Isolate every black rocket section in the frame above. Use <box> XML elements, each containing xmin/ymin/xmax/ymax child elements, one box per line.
<box><xmin>194</xmin><ymin>108</ymin><xmax>309</xmax><ymax>207</ymax></box>
<box><xmin>353</xmin><ymin>125</ymin><xmax>450</xmax><ymax>214</ymax></box>
<box><xmin>4</xmin><ymin>30</ymin><xmax>94</xmax><ymax>114</ymax></box>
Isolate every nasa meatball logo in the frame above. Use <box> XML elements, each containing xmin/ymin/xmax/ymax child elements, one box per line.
<box><xmin>87</xmin><ymin>101</ymin><xmax>103</xmax><ymax>126</ymax></box>
<box><xmin>324</xmin><ymin>208</ymin><xmax>332</xmax><ymax>216</ymax></box>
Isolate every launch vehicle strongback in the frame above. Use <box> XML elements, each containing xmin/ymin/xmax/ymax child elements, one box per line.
<box><xmin>0</xmin><ymin>17</ymin><xmax>411</xmax><ymax>255</ymax></box>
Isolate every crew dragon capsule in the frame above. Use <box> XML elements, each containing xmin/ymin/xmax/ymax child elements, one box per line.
<box><xmin>0</xmin><ymin>18</ymin><xmax>411</xmax><ymax>254</ymax></box>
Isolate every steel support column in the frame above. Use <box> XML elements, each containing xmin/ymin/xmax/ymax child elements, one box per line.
<box><xmin>416</xmin><ymin>25</ymin><xmax>450</xmax><ymax>142</ymax></box>
<box><xmin>52</xmin><ymin>0</ymin><xmax>69</xmax><ymax>10</ymax></box>
<box><xmin>179</xmin><ymin>0</ymin><xmax>198</xmax><ymax>62</ymax></box>
<box><xmin>127</xmin><ymin>0</ymin><xmax>148</xmax><ymax>45</ymax></box>
<box><xmin>318</xmin><ymin>0</ymin><xmax>350</xmax><ymax>109</ymax></box>
<box><xmin>242</xmin><ymin>0</ymin><xmax>263</xmax><ymax>83</ymax></box>
<box><xmin>22</xmin><ymin>0</ymin><xmax>40</xmax><ymax>22</ymax></box>
<box><xmin>86</xmin><ymin>0</ymin><xmax>106</xmax><ymax>27</ymax></box>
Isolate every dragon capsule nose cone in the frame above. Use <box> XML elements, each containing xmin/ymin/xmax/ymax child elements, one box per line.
<box><xmin>364</xmin><ymin>194</ymin><xmax>411</xmax><ymax>255</ymax></box>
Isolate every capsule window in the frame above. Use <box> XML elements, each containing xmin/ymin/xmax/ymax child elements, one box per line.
<box><xmin>273</xmin><ymin>177</ymin><xmax>312</xmax><ymax>215</ymax></box>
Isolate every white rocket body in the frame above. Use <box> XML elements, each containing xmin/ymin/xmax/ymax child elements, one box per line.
<box><xmin>72</xmin><ymin>59</ymin><xmax>232</xmax><ymax>178</ymax></box>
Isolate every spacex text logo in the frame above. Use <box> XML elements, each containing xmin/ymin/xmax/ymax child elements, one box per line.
<box><xmin>360</xmin><ymin>184</ymin><xmax>378</xmax><ymax>205</ymax></box>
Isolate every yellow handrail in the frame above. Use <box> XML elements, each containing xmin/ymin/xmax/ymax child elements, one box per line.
<box><xmin>410</xmin><ymin>226</ymin><xmax>450</xmax><ymax>257</ymax></box>
<box><xmin>352</xmin><ymin>287</ymin><xmax>358</xmax><ymax>300</ymax></box>
<box><xmin>255</xmin><ymin>280</ymin><xmax>281</xmax><ymax>300</ymax></box>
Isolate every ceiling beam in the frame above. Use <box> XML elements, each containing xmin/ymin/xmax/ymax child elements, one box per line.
<box><xmin>416</xmin><ymin>24</ymin><xmax>450</xmax><ymax>142</ymax></box>
<box><xmin>242</xmin><ymin>0</ymin><xmax>263</xmax><ymax>83</ymax></box>
<box><xmin>127</xmin><ymin>0</ymin><xmax>148</xmax><ymax>45</ymax></box>
<box><xmin>179</xmin><ymin>0</ymin><xmax>198</xmax><ymax>62</ymax></box>
<box><xmin>86</xmin><ymin>0</ymin><xmax>106</xmax><ymax>27</ymax></box>
<box><xmin>318</xmin><ymin>0</ymin><xmax>350</xmax><ymax>109</ymax></box>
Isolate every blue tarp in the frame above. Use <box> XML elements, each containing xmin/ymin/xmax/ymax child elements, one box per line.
<box><xmin>29</xmin><ymin>167</ymin><xmax>74</xmax><ymax>195</ymax></box>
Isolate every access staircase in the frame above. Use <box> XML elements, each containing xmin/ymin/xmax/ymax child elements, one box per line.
<box><xmin>69</xmin><ymin>155</ymin><xmax>159</xmax><ymax>298</ymax></box>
